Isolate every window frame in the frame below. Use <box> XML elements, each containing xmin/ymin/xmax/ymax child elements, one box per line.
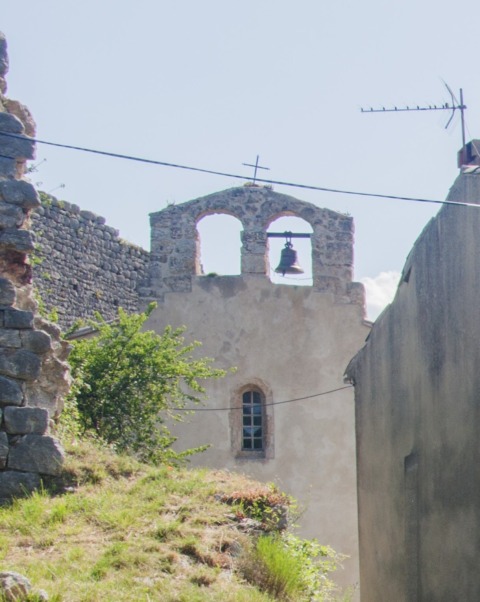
<box><xmin>230</xmin><ymin>380</ymin><xmax>274</xmax><ymax>460</ymax></box>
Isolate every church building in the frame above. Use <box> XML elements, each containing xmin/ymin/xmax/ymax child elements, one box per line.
<box><xmin>142</xmin><ymin>184</ymin><xmax>370</xmax><ymax>590</ymax></box>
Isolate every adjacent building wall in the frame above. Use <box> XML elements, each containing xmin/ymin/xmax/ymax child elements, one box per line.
<box><xmin>346</xmin><ymin>166</ymin><xmax>480</xmax><ymax>601</ymax></box>
<box><xmin>144</xmin><ymin>186</ymin><xmax>370</xmax><ymax>593</ymax></box>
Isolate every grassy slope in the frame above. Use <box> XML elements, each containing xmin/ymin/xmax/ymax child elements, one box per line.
<box><xmin>0</xmin><ymin>441</ymin><xmax>284</xmax><ymax>602</ymax></box>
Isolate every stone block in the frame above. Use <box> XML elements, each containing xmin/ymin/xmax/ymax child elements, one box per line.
<box><xmin>0</xmin><ymin>204</ymin><xmax>25</xmax><ymax>229</ymax></box>
<box><xmin>0</xmin><ymin>471</ymin><xmax>41</xmax><ymax>503</ymax></box>
<box><xmin>0</xmin><ymin>432</ymin><xmax>8</xmax><ymax>469</ymax></box>
<box><xmin>0</xmin><ymin>157</ymin><xmax>17</xmax><ymax>178</ymax></box>
<box><xmin>0</xmin><ymin>229</ymin><xmax>35</xmax><ymax>252</ymax></box>
<box><xmin>4</xmin><ymin>308</ymin><xmax>34</xmax><ymax>329</ymax></box>
<box><xmin>0</xmin><ymin>180</ymin><xmax>40</xmax><ymax>209</ymax></box>
<box><xmin>0</xmin><ymin>112</ymin><xmax>24</xmax><ymax>134</ymax></box>
<box><xmin>0</xmin><ymin>349</ymin><xmax>41</xmax><ymax>381</ymax></box>
<box><xmin>23</xmin><ymin>385</ymin><xmax>60</xmax><ymax>418</ymax></box>
<box><xmin>0</xmin><ymin>329</ymin><xmax>21</xmax><ymax>347</ymax></box>
<box><xmin>80</xmin><ymin>209</ymin><xmax>97</xmax><ymax>221</ymax></box>
<box><xmin>241</xmin><ymin>254</ymin><xmax>268</xmax><ymax>274</ymax></box>
<box><xmin>8</xmin><ymin>434</ymin><xmax>64</xmax><ymax>475</ymax></box>
<box><xmin>4</xmin><ymin>407</ymin><xmax>49</xmax><ymax>435</ymax></box>
<box><xmin>3</xmin><ymin>99</ymin><xmax>36</xmax><ymax>139</ymax></box>
<box><xmin>0</xmin><ymin>572</ymin><xmax>32</xmax><ymax>602</ymax></box>
<box><xmin>0</xmin><ymin>375</ymin><xmax>23</xmax><ymax>406</ymax></box>
<box><xmin>0</xmin><ymin>277</ymin><xmax>16</xmax><ymax>307</ymax></box>
<box><xmin>0</xmin><ymin>134</ymin><xmax>35</xmax><ymax>161</ymax></box>
<box><xmin>20</xmin><ymin>330</ymin><xmax>52</xmax><ymax>354</ymax></box>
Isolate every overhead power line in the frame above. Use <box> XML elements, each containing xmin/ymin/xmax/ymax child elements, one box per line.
<box><xmin>0</xmin><ymin>130</ymin><xmax>479</xmax><ymax>209</ymax></box>
<box><xmin>174</xmin><ymin>385</ymin><xmax>353</xmax><ymax>412</ymax></box>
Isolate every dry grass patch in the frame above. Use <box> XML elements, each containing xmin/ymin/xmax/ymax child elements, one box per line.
<box><xmin>0</xmin><ymin>441</ymin><xmax>278</xmax><ymax>601</ymax></box>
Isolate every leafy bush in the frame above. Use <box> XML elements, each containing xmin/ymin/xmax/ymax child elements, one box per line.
<box><xmin>221</xmin><ymin>483</ymin><xmax>292</xmax><ymax>531</ymax></box>
<box><xmin>240</xmin><ymin>533</ymin><xmax>347</xmax><ymax>601</ymax></box>
<box><xmin>66</xmin><ymin>304</ymin><xmax>226</xmax><ymax>464</ymax></box>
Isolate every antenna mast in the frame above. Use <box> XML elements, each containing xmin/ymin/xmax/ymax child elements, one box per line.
<box><xmin>361</xmin><ymin>85</ymin><xmax>467</xmax><ymax>164</ymax></box>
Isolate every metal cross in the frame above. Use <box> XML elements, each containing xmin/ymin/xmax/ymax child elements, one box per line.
<box><xmin>242</xmin><ymin>155</ymin><xmax>270</xmax><ymax>184</ymax></box>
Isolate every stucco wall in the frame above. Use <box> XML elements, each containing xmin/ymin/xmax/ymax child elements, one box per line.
<box><xmin>346</xmin><ymin>169</ymin><xmax>480</xmax><ymax>601</ymax></box>
<box><xmin>147</xmin><ymin>275</ymin><xmax>368</xmax><ymax>591</ymax></box>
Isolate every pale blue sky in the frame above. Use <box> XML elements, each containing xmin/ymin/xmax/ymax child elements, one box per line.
<box><xmin>3</xmin><ymin>1</ymin><xmax>480</xmax><ymax>316</ymax></box>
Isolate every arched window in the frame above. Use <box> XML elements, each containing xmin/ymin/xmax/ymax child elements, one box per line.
<box><xmin>242</xmin><ymin>389</ymin><xmax>265</xmax><ymax>451</ymax></box>
<box><xmin>267</xmin><ymin>216</ymin><xmax>313</xmax><ymax>286</ymax></box>
<box><xmin>230</xmin><ymin>382</ymin><xmax>273</xmax><ymax>460</ymax></box>
<box><xmin>196</xmin><ymin>213</ymin><xmax>242</xmax><ymax>276</ymax></box>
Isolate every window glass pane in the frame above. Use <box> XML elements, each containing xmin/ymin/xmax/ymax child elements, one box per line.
<box><xmin>241</xmin><ymin>389</ymin><xmax>265</xmax><ymax>453</ymax></box>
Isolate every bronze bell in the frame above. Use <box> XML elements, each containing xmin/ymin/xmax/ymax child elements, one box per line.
<box><xmin>275</xmin><ymin>241</ymin><xmax>304</xmax><ymax>276</ymax></box>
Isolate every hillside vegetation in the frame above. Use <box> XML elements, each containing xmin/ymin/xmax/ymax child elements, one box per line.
<box><xmin>0</xmin><ymin>440</ymin><xmax>349</xmax><ymax>602</ymax></box>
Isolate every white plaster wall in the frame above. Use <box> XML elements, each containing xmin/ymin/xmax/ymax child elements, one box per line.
<box><xmin>146</xmin><ymin>274</ymin><xmax>369</xmax><ymax>593</ymax></box>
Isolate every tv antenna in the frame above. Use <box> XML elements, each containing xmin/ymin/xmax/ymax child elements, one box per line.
<box><xmin>361</xmin><ymin>84</ymin><xmax>467</xmax><ymax>164</ymax></box>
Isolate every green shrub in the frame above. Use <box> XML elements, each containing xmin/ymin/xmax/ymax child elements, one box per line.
<box><xmin>240</xmin><ymin>534</ymin><xmax>304</xmax><ymax>600</ymax></box>
<box><xmin>67</xmin><ymin>304</ymin><xmax>227</xmax><ymax>465</ymax></box>
<box><xmin>240</xmin><ymin>533</ymin><xmax>347</xmax><ymax>601</ymax></box>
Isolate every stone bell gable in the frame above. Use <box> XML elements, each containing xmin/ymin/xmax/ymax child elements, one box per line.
<box><xmin>142</xmin><ymin>186</ymin><xmax>364</xmax><ymax>307</ymax></box>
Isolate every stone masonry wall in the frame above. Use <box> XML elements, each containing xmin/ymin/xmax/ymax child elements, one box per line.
<box><xmin>31</xmin><ymin>195</ymin><xmax>149</xmax><ymax>330</ymax></box>
<box><xmin>0</xmin><ymin>32</ymin><xmax>70</xmax><ymax>502</ymax></box>
<box><xmin>144</xmin><ymin>185</ymin><xmax>365</xmax><ymax>307</ymax></box>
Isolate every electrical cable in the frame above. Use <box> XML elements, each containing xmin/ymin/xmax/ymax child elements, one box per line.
<box><xmin>1</xmin><ymin>130</ymin><xmax>479</xmax><ymax>209</ymax></box>
<box><xmin>173</xmin><ymin>384</ymin><xmax>353</xmax><ymax>412</ymax></box>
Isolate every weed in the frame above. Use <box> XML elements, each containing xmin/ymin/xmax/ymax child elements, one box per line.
<box><xmin>154</xmin><ymin>520</ymin><xmax>181</xmax><ymax>542</ymax></box>
<box><xmin>240</xmin><ymin>534</ymin><xmax>304</xmax><ymax>600</ymax></box>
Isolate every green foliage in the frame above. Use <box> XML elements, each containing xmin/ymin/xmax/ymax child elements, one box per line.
<box><xmin>281</xmin><ymin>534</ymin><xmax>348</xmax><ymax>601</ymax></box>
<box><xmin>38</xmin><ymin>191</ymin><xmax>52</xmax><ymax>207</ymax></box>
<box><xmin>240</xmin><ymin>533</ymin><xmax>347</xmax><ymax>602</ymax></box>
<box><xmin>67</xmin><ymin>304</ymin><xmax>226</xmax><ymax>465</ymax></box>
<box><xmin>242</xmin><ymin>534</ymin><xmax>305</xmax><ymax>600</ymax></box>
<box><xmin>222</xmin><ymin>482</ymin><xmax>292</xmax><ymax>532</ymax></box>
<box><xmin>32</xmin><ymin>287</ymin><xmax>58</xmax><ymax>323</ymax></box>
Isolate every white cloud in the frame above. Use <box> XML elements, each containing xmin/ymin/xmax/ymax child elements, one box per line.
<box><xmin>361</xmin><ymin>271</ymin><xmax>401</xmax><ymax>321</ymax></box>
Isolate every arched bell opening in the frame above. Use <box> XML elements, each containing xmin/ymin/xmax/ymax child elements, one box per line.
<box><xmin>267</xmin><ymin>216</ymin><xmax>313</xmax><ymax>286</ymax></box>
<box><xmin>196</xmin><ymin>213</ymin><xmax>243</xmax><ymax>276</ymax></box>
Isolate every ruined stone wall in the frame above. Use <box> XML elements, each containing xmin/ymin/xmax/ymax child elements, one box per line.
<box><xmin>0</xmin><ymin>32</ymin><xmax>70</xmax><ymax>501</ymax></box>
<box><xmin>31</xmin><ymin>196</ymin><xmax>149</xmax><ymax>330</ymax></box>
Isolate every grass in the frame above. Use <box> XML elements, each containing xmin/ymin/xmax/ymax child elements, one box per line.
<box><xmin>0</xmin><ymin>439</ymin><xmax>348</xmax><ymax>601</ymax></box>
<box><xmin>240</xmin><ymin>534</ymin><xmax>306</xmax><ymax>601</ymax></box>
<box><xmin>0</xmin><ymin>440</ymin><xmax>278</xmax><ymax>601</ymax></box>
